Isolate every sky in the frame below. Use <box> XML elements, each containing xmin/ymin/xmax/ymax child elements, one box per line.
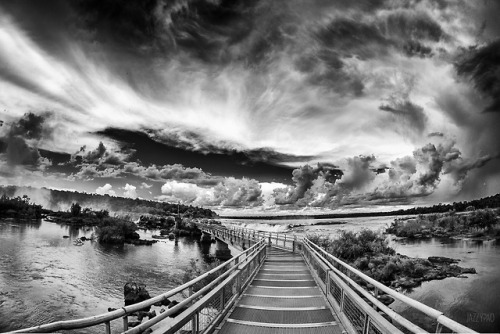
<box><xmin>1</xmin><ymin>0</ymin><xmax>500</xmax><ymax>214</ymax></box>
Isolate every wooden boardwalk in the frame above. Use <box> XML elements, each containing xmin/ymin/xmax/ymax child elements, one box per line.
<box><xmin>216</xmin><ymin>248</ymin><xmax>345</xmax><ymax>334</ymax></box>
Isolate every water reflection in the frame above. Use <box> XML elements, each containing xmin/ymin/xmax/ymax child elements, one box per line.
<box><xmin>0</xmin><ymin>219</ymin><xmax>225</xmax><ymax>333</ymax></box>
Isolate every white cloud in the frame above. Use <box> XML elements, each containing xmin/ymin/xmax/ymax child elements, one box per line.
<box><xmin>122</xmin><ymin>183</ymin><xmax>137</xmax><ymax>198</ymax></box>
<box><xmin>161</xmin><ymin>180</ymin><xmax>211</xmax><ymax>203</ymax></box>
<box><xmin>96</xmin><ymin>183</ymin><xmax>116</xmax><ymax>196</ymax></box>
<box><xmin>141</xmin><ymin>182</ymin><xmax>152</xmax><ymax>189</ymax></box>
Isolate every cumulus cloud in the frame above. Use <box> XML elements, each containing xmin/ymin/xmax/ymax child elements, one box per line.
<box><xmin>160</xmin><ymin>177</ymin><xmax>264</xmax><ymax>208</ymax></box>
<box><xmin>270</xmin><ymin>140</ymin><xmax>500</xmax><ymax>208</ymax></box>
<box><xmin>161</xmin><ymin>180</ymin><xmax>209</xmax><ymax>204</ymax></box>
<box><xmin>96</xmin><ymin>183</ymin><xmax>116</xmax><ymax>196</ymax></box>
<box><xmin>141</xmin><ymin>182</ymin><xmax>152</xmax><ymax>189</ymax></box>
<box><xmin>122</xmin><ymin>183</ymin><xmax>137</xmax><ymax>198</ymax></box>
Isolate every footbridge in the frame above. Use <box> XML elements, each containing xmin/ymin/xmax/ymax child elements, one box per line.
<box><xmin>7</xmin><ymin>224</ymin><xmax>478</xmax><ymax>334</ymax></box>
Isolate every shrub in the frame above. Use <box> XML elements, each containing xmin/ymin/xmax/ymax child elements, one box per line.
<box><xmin>96</xmin><ymin>217</ymin><xmax>139</xmax><ymax>243</ymax></box>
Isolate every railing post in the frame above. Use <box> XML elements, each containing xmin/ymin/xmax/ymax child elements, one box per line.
<box><xmin>362</xmin><ymin>314</ymin><xmax>370</xmax><ymax>334</ymax></box>
<box><xmin>123</xmin><ymin>316</ymin><xmax>129</xmax><ymax>331</ymax></box>
<box><xmin>105</xmin><ymin>321</ymin><xmax>111</xmax><ymax>334</ymax></box>
<box><xmin>220</xmin><ymin>286</ymin><xmax>225</xmax><ymax>309</ymax></box>
<box><xmin>435</xmin><ymin>323</ymin><xmax>443</xmax><ymax>334</ymax></box>
<box><xmin>340</xmin><ymin>289</ymin><xmax>345</xmax><ymax>312</ymax></box>
<box><xmin>191</xmin><ymin>312</ymin><xmax>199</xmax><ymax>333</ymax></box>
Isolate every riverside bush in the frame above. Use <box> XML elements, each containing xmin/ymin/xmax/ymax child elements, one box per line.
<box><xmin>96</xmin><ymin>217</ymin><xmax>139</xmax><ymax>243</ymax></box>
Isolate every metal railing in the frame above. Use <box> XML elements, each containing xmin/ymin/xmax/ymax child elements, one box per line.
<box><xmin>302</xmin><ymin>238</ymin><xmax>478</xmax><ymax>334</ymax></box>
<box><xmin>202</xmin><ymin>224</ymin><xmax>478</xmax><ymax>334</ymax></box>
<box><xmin>8</xmin><ymin>238</ymin><xmax>267</xmax><ymax>334</ymax></box>
<box><xmin>200</xmin><ymin>223</ymin><xmax>300</xmax><ymax>252</ymax></box>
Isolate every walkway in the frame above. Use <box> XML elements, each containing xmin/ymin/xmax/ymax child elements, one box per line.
<box><xmin>216</xmin><ymin>247</ymin><xmax>345</xmax><ymax>334</ymax></box>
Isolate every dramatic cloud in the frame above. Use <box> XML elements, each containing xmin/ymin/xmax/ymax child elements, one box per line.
<box><xmin>96</xmin><ymin>183</ymin><xmax>116</xmax><ymax>196</ymax></box>
<box><xmin>456</xmin><ymin>40</ymin><xmax>500</xmax><ymax>113</ymax></box>
<box><xmin>1</xmin><ymin>1</ymin><xmax>500</xmax><ymax>210</ymax></box>
<box><xmin>160</xmin><ymin>177</ymin><xmax>264</xmax><ymax>208</ymax></box>
<box><xmin>0</xmin><ymin>112</ymin><xmax>52</xmax><ymax>168</ymax></box>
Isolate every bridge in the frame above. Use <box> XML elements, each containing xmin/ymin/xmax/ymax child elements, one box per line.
<box><xmin>7</xmin><ymin>224</ymin><xmax>478</xmax><ymax>334</ymax></box>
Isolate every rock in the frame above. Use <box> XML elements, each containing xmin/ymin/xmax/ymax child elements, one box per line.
<box><xmin>124</xmin><ymin>282</ymin><xmax>152</xmax><ymax>311</ymax></box>
<box><xmin>168</xmin><ymin>300</ymin><xmax>188</xmax><ymax>317</ymax></box>
<box><xmin>128</xmin><ymin>321</ymin><xmax>142</xmax><ymax>328</ymax></box>
<box><xmin>428</xmin><ymin>256</ymin><xmax>459</xmax><ymax>264</ymax></box>
<box><xmin>126</xmin><ymin>239</ymin><xmax>158</xmax><ymax>246</ymax></box>
<box><xmin>461</xmin><ymin>267</ymin><xmax>476</xmax><ymax>274</ymax></box>
<box><xmin>378</xmin><ymin>294</ymin><xmax>395</xmax><ymax>306</ymax></box>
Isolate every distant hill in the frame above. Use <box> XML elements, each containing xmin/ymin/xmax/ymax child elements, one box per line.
<box><xmin>0</xmin><ymin>185</ymin><xmax>217</xmax><ymax>218</ymax></box>
<box><xmin>221</xmin><ymin>193</ymin><xmax>500</xmax><ymax>220</ymax></box>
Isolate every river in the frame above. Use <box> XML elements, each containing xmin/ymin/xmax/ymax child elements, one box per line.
<box><xmin>1</xmin><ymin>216</ymin><xmax>499</xmax><ymax>333</ymax></box>
<box><xmin>0</xmin><ymin>219</ymin><xmax>229</xmax><ymax>333</ymax></box>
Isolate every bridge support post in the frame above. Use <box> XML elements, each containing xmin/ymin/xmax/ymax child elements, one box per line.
<box><xmin>215</xmin><ymin>241</ymin><xmax>232</xmax><ymax>261</ymax></box>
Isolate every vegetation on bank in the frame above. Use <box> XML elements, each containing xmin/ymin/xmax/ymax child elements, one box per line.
<box><xmin>96</xmin><ymin>217</ymin><xmax>143</xmax><ymax>244</ymax></box>
<box><xmin>0</xmin><ymin>195</ymin><xmax>43</xmax><ymax>219</ymax></box>
<box><xmin>386</xmin><ymin>208</ymin><xmax>500</xmax><ymax>239</ymax></box>
<box><xmin>308</xmin><ymin>230</ymin><xmax>476</xmax><ymax>296</ymax></box>
<box><xmin>0</xmin><ymin>185</ymin><xmax>217</xmax><ymax>218</ymax></box>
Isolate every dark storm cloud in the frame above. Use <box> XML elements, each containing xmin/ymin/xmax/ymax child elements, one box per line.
<box><xmin>98</xmin><ymin>128</ymin><xmax>299</xmax><ymax>183</ymax></box>
<box><xmin>379</xmin><ymin>101</ymin><xmax>427</xmax><ymax>135</ymax></box>
<box><xmin>70</xmin><ymin>0</ymin><xmax>291</xmax><ymax>65</ymax></box>
<box><xmin>456</xmin><ymin>40</ymin><xmax>500</xmax><ymax>112</ymax></box>
<box><xmin>301</xmin><ymin>8</ymin><xmax>446</xmax><ymax>95</ymax></box>
<box><xmin>9</xmin><ymin>112</ymin><xmax>48</xmax><ymax>140</ymax></box>
<box><xmin>70</xmin><ymin>141</ymin><xmax>127</xmax><ymax>166</ymax></box>
<box><xmin>0</xmin><ymin>113</ymin><xmax>52</xmax><ymax>167</ymax></box>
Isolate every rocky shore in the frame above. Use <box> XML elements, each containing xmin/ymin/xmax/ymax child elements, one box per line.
<box><xmin>386</xmin><ymin>209</ymin><xmax>500</xmax><ymax>241</ymax></box>
<box><xmin>308</xmin><ymin>229</ymin><xmax>478</xmax><ymax>305</ymax></box>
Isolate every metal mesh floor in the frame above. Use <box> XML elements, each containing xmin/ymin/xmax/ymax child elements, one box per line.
<box><xmin>245</xmin><ymin>286</ymin><xmax>322</xmax><ymax>296</ymax></box>
<box><xmin>238</xmin><ymin>296</ymin><xmax>327</xmax><ymax>308</ymax></box>
<box><xmin>229</xmin><ymin>307</ymin><xmax>335</xmax><ymax>324</ymax></box>
<box><xmin>218</xmin><ymin>322</ymin><xmax>343</xmax><ymax>334</ymax></box>
<box><xmin>252</xmin><ymin>279</ymin><xmax>317</xmax><ymax>287</ymax></box>
<box><xmin>217</xmin><ymin>247</ymin><xmax>344</xmax><ymax>334</ymax></box>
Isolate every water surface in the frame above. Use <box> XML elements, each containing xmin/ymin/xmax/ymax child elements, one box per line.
<box><xmin>0</xmin><ymin>219</ymin><xmax>223</xmax><ymax>333</ymax></box>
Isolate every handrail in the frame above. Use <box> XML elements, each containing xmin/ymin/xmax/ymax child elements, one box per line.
<box><xmin>146</xmin><ymin>241</ymin><xmax>267</xmax><ymax>333</ymax></box>
<box><xmin>200</xmin><ymin>223</ymin><xmax>301</xmax><ymax>252</ymax></box>
<box><xmin>303</xmin><ymin>238</ymin><xmax>478</xmax><ymax>334</ymax></box>
<box><xmin>8</xmin><ymin>238</ymin><xmax>266</xmax><ymax>334</ymax></box>
<box><xmin>305</xmin><ymin>240</ymin><xmax>426</xmax><ymax>334</ymax></box>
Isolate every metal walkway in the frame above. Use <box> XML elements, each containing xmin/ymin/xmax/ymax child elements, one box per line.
<box><xmin>8</xmin><ymin>225</ymin><xmax>479</xmax><ymax>334</ymax></box>
<box><xmin>217</xmin><ymin>247</ymin><xmax>344</xmax><ymax>334</ymax></box>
